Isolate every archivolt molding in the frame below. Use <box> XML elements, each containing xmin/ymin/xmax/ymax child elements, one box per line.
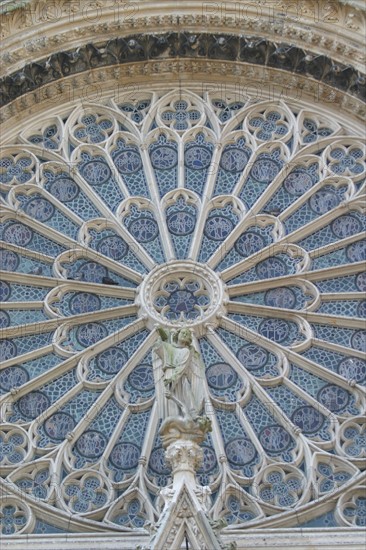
<box><xmin>0</xmin><ymin>0</ymin><xmax>365</xmax><ymax>74</ymax></box>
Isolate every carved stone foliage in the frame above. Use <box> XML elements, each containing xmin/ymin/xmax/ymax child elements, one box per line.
<box><xmin>0</xmin><ymin>90</ymin><xmax>365</xmax><ymax>535</ymax></box>
<box><xmin>0</xmin><ymin>32</ymin><xmax>365</xmax><ymax>107</ymax></box>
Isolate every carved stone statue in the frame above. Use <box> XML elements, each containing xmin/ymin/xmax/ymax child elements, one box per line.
<box><xmin>153</xmin><ymin>326</ymin><xmax>211</xmax><ymax>447</ymax></box>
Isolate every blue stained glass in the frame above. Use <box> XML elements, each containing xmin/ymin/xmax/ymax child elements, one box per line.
<box><xmin>161</xmin><ymin>100</ymin><xmax>200</xmax><ymax>130</ymax></box>
<box><xmin>216</xmin><ymin>225</ymin><xmax>273</xmax><ymax>271</ymax></box>
<box><xmin>9</xmin><ymin>369</ymin><xmax>77</xmax><ymax>422</ymax></box>
<box><xmin>87</xmin><ymin>330</ymin><xmax>148</xmax><ymax>382</ymax></box>
<box><xmin>0</xmin><ymin>282</ymin><xmax>47</xmax><ymax>302</ymax></box>
<box><xmin>166</xmin><ymin>196</ymin><xmax>197</xmax><ymax>259</ymax></box>
<box><xmin>228</xmin><ymin>314</ymin><xmax>303</xmax><ymax>346</ymax></box>
<box><xmin>184</xmin><ymin>134</ymin><xmax>214</xmax><ymax>197</ymax></box>
<box><xmin>302</xmin><ymin>118</ymin><xmax>334</xmax><ymax>143</ymax></box>
<box><xmin>147</xmin><ymin>427</ymin><xmax>171</xmax><ymax>487</ymax></box>
<box><xmin>1</xmin><ymin>220</ymin><xmax>66</xmax><ymax>258</ymax></box>
<box><xmin>215</xmin><ymin>409</ymin><xmax>259</xmax><ymax>477</ymax></box>
<box><xmin>200</xmin><ymin>338</ymin><xmax>243</xmax><ymax>401</ymax></box>
<box><xmin>0</xmin><ymin>332</ymin><xmax>53</xmax><ymax>363</ymax></box>
<box><xmin>149</xmin><ymin>135</ymin><xmax>178</xmax><ymax>197</ymax></box>
<box><xmin>328</xmin><ymin>147</ymin><xmax>365</xmax><ymax>175</ymax></box>
<box><xmin>17</xmin><ymin>193</ymin><xmax>80</xmax><ymax>240</ymax></box>
<box><xmin>317</xmin><ymin>299</ymin><xmax>365</xmax><ymax>318</ymax></box>
<box><xmin>290</xmin><ymin>364</ymin><xmax>359</xmax><ymax>415</ymax></box>
<box><xmin>217</xmin><ymin>327</ymin><xmax>279</xmax><ymax>378</ymax></box>
<box><xmin>118</xmin><ymin>99</ymin><xmax>151</xmax><ymax>123</ymax></box>
<box><xmin>0</xmin><ymin>354</ymin><xmax>63</xmax><ymax>395</ymax></box>
<box><xmin>44</xmin><ymin>171</ymin><xmax>101</xmax><ymax>220</ymax></box>
<box><xmin>0</xmin><ymin>247</ymin><xmax>53</xmax><ymax>277</ymax></box>
<box><xmin>301</xmin><ymin>346</ymin><xmax>366</xmax><ymax>384</ymax></box>
<box><xmin>298</xmin><ymin>211</ymin><xmax>365</xmax><ymax>251</ymax></box>
<box><xmin>29</xmin><ymin>124</ymin><xmax>60</xmax><ymax>149</ymax></box>
<box><xmin>261</xmin><ymin>163</ymin><xmax>319</xmax><ymax>214</ymax></box>
<box><xmin>112</xmin><ymin>139</ymin><xmax>150</xmax><ymax>198</ymax></box>
<box><xmin>0</xmin><ymin>308</ymin><xmax>48</xmax><ymax>327</ymax></box>
<box><xmin>88</xmin><ymin>228</ymin><xmax>147</xmax><ymax>274</ymax></box>
<box><xmin>233</xmin><ymin>286</ymin><xmax>309</xmax><ymax>310</ymax></box>
<box><xmin>62</xmin><ymin>317</ymin><xmax>136</xmax><ymax>352</ymax></box>
<box><xmin>284</xmin><ymin>185</ymin><xmax>347</xmax><ymax>235</ymax></box>
<box><xmin>212</xmin><ymin>98</ymin><xmax>245</xmax><ymax>122</ymax></box>
<box><xmin>71</xmin><ymin>397</ymin><xmax>123</xmax><ymax>468</ymax></box>
<box><xmin>213</xmin><ymin>139</ymin><xmax>252</xmax><ymax>196</ymax></box>
<box><xmin>244</xmin><ymin>396</ymin><xmax>296</xmax><ymax>461</ymax></box>
<box><xmin>0</xmin><ymin>366</ymin><xmax>29</xmax><ymax>393</ymax></box>
<box><xmin>227</xmin><ymin>253</ymin><xmax>301</xmax><ymax>285</ymax></box>
<box><xmin>123</xmin><ymin>205</ymin><xmax>165</xmax><ymax>263</ymax></box>
<box><xmin>78</xmin><ymin>152</ymin><xmax>125</xmax><ymax>213</ymax></box>
<box><xmin>239</xmin><ymin>150</ymin><xmax>283</xmax><ymax>209</ymax></box>
<box><xmin>63</xmin><ymin>258</ymin><xmax>136</xmax><ymax>287</ymax></box>
<box><xmin>312</xmin><ymin>323</ymin><xmax>365</xmax><ymax>353</ymax></box>
<box><xmin>0</xmin><ymin>155</ymin><xmax>34</xmax><ymax>184</ymax></box>
<box><xmin>107</xmin><ymin>409</ymin><xmax>151</xmax><ymax>481</ymax></box>
<box><xmin>198</xmin><ymin>204</ymin><xmax>239</xmax><ymax>263</ymax></box>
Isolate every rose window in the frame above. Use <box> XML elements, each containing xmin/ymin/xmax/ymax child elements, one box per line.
<box><xmin>0</xmin><ymin>90</ymin><xmax>365</xmax><ymax>536</ymax></box>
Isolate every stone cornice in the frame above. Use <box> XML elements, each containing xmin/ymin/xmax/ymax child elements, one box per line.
<box><xmin>0</xmin><ymin>1</ymin><xmax>365</xmax><ymax>75</ymax></box>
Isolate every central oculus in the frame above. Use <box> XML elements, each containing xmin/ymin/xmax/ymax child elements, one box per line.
<box><xmin>139</xmin><ymin>261</ymin><xmax>227</xmax><ymax>331</ymax></box>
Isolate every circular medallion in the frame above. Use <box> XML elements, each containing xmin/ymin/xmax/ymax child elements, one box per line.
<box><xmin>0</xmin><ymin>340</ymin><xmax>17</xmax><ymax>361</ymax></box>
<box><xmin>128</xmin><ymin>365</ymin><xmax>154</xmax><ymax>391</ymax></box>
<box><xmin>204</xmin><ymin>216</ymin><xmax>234</xmax><ymax>241</ymax></box>
<box><xmin>44</xmin><ymin>412</ymin><xmax>75</xmax><ymax>441</ymax></box>
<box><xmin>3</xmin><ymin>223</ymin><xmax>33</xmax><ymax>246</ymax></box>
<box><xmin>317</xmin><ymin>384</ymin><xmax>350</xmax><ymax>412</ymax></box>
<box><xmin>0</xmin><ymin>366</ymin><xmax>29</xmax><ymax>391</ymax></box>
<box><xmin>265</xmin><ymin>287</ymin><xmax>296</xmax><ymax>309</ymax></box>
<box><xmin>129</xmin><ymin>218</ymin><xmax>159</xmax><ymax>243</ymax></box>
<box><xmin>149</xmin><ymin>447</ymin><xmax>170</xmax><ymax>475</ymax></box>
<box><xmin>237</xmin><ymin>344</ymin><xmax>269</xmax><ymax>371</ymax></box>
<box><xmin>0</xmin><ymin>281</ymin><xmax>11</xmax><ymax>301</ymax></box>
<box><xmin>220</xmin><ymin>148</ymin><xmax>249</xmax><ymax>172</ymax></box>
<box><xmin>338</xmin><ymin>357</ymin><xmax>366</xmax><ymax>383</ymax></box>
<box><xmin>225</xmin><ymin>438</ymin><xmax>256</xmax><ymax>466</ymax></box>
<box><xmin>206</xmin><ymin>363</ymin><xmax>237</xmax><ymax>389</ymax></box>
<box><xmin>150</xmin><ymin>146</ymin><xmax>178</xmax><ymax>170</ymax></box>
<box><xmin>346</xmin><ymin>241</ymin><xmax>366</xmax><ymax>262</ymax></box>
<box><xmin>76</xmin><ymin>323</ymin><xmax>108</xmax><ymax>347</ymax></box>
<box><xmin>76</xmin><ymin>430</ymin><xmax>107</xmax><ymax>458</ymax></box>
<box><xmin>357</xmin><ymin>301</ymin><xmax>366</xmax><ymax>318</ymax></box>
<box><xmin>81</xmin><ymin>160</ymin><xmax>111</xmax><ymax>185</ymax></box>
<box><xmin>69</xmin><ymin>293</ymin><xmax>101</xmax><ymax>315</ymax></box>
<box><xmin>291</xmin><ymin>406</ymin><xmax>324</xmax><ymax>434</ymax></box>
<box><xmin>24</xmin><ymin>197</ymin><xmax>55</xmax><ymax>222</ymax></box>
<box><xmin>331</xmin><ymin>215</ymin><xmax>361</xmax><ymax>238</ymax></box>
<box><xmin>250</xmin><ymin>158</ymin><xmax>280</xmax><ymax>183</ymax></box>
<box><xmin>0</xmin><ymin>250</ymin><xmax>19</xmax><ymax>271</ymax></box>
<box><xmin>356</xmin><ymin>272</ymin><xmax>366</xmax><ymax>292</ymax></box>
<box><xmin>309</xmin><ymin>189</ymin><xmax>339</xmax><ymax>214</ymax></box>
<box><xmin>197</xmin><ymin>446</ymin><xmax>217</xmax><ymax>473</ymax></box>
<box><xmin>256</xmin><ymin>257</ymin><xmax>288</xmax><ymax>279</ymax></box>
<box><xmin>49</xmin><ymin>178</ymin><xmax>79</xmax><ymax>202</ymax></box>
<box><xmin>259</xmin><ymin>319</ymin><xmax>290</xmax><ymax>343</ymax></box>
<box><xmin>351</xmin><ymin>330</ymin><xmax>365</xmax><ymax>352</ymax></box>
<box><xmin>259</xmin><ymin>426</ymin><xmax>292</xmax><ymax>453</ymax></box>
<box><xmin>18</xmin><ymin>391</ymin><xmax>50</xmax><ymax>419</ymax></box>
<box><xmin>114</xmin><ymin>150</ymin><xmax>142</xmax><ymax>174</ymax></box>
<box><xmin>140</xmin><ymin>260</ymin><xmax>225</xmax><ymax>328</ymax></box>
<box><xmin>167</xmin><ymin>211</ymin><xmax>195</xmax><ymax>235</ymax></box>
<box><xmin>77</xmin><ymin>262</ymin><xmax>108</xmax><ymax>283</ymax></box>
<box><xmin>185</xmin><ymin>146</ymin><xmax>212</xmax><ymax>170</ymax></box>
<box><xmin>96</xmin><ymin>347</ymin><xmax>127</xmax><ymax>375</ymax></box>
<box><xmin>109</xmin><ymin>442</ymin><xmax>140</xmax><ymax>470</ymax></box>
<box><xmin>0</xmin><ymin>311</ymin><xmax>10</xmax><ymax>329</ymax></box>
<box><xmin>235</xmin><ymin>232</ymin><xmax>265</xmax><ymax>257</ymax></box>
<box><xmin>96</xmin><ymin>236</ymin><xmax>128</xmax><ymax>261</ymax></box>
<box><xmin>284</xmin><ymin>170</ymin><xmax>313</xmax><ymax>195</ymax></box>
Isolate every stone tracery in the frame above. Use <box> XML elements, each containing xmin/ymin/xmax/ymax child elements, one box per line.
<box><xmin>0</xmin><ymin>89</ymin><xmax>365</xmax><ymax>540</ymax></box>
